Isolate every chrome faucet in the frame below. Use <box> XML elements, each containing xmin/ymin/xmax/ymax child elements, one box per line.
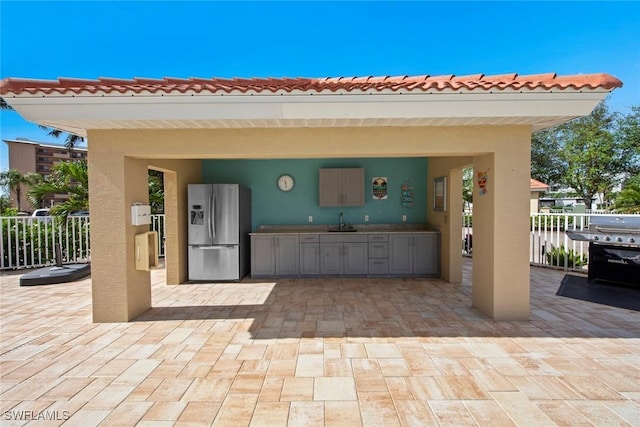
<box><xmin>339</xmin><ymin>211</ymin><xmax>344</xmax><ymax>230</ymax></box>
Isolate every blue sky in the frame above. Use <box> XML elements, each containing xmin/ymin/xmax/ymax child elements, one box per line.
<box><xmin>1</xmin><ymin>1</ymin><xmax>639</xmax><ymax>171</ymax></box>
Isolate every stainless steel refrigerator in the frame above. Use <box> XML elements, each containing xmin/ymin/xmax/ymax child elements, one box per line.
<box><xmin>188</xmin><ymin>184</ymin><xmax>251</xmax><ymax>281</ymax></box>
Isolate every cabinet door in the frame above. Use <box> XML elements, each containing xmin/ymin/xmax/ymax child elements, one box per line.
<box><xmin>342</xmin><ymin>168</ymin><xmax>365</xmax><ymax>206</ymax></box>
<box><xmin>319</xmin><ymin>169</ymin><xmax>341</xmax><ymax>206</ymax></box>
<box><xmin>412</xmin><ymin>234</ymin><xmax>439</xmax><ymax>276</ymax></box>
<box><xmin>320</xmin><ymin>243</ymin><xmax>343</xmax><ymax>275</ymax></box>
<box><xmin>275</xmin><ymin>235</ymin><xmax>299</xmax><ymax>275</ymax></box>
<box><xmin>299</xmin><ymin>244</ymin><xmax>320</xmax><ymax>276</ymax></box>
<box><xmin>388</xmin><ymin>234</ymin><xmax>413</xmax><ymax>275</ymax></box>
<box><xmin>319</xmin><ymin>168</ymin><xmax>364</xmax><ymax>207</ymax></box>
<box><xmin>251</xmin><ymin>236</ymin><xmax>275</xmax><ymax>276</ymax></box>
<box><xmin>344</xmin><ymin>242</ymin><xmax>368</xmax><ymax>275</ymax></box>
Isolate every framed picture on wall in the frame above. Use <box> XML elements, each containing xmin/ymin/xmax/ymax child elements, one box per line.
<box><xmin>434</xmin><ymin>176</ymin><xmax>447</xmax><ymax>211</ymax></box>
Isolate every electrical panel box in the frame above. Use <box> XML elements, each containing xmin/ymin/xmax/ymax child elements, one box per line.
<box><xmin>131</xmin><ymin>203</ymin><xmax>151</xmax><ymax>226</ymax></box>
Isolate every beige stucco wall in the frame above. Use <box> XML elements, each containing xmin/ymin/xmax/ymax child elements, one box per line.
<box><xmin>88</xmin><ymin>147</ymin><xmax>151</xmax><ymax>322</ymax></box>
<box><xmin>87</xmin><ymin>125</ymin><xmax>532</xmax><ymax>321</ymax></box>
<box><xmin>426</xmin><ymin>156</ymin><xmax>473</xmax><ymax>283</ymax></box>
<box><xmin>148</xmin><ymin>160</ymin><xmax>202</xmax><ymax>285</ymax></box>
<box><xmin>472</xmin><ymin>139</ymin><xmax>531</xmax><ymax>320</ymax></box>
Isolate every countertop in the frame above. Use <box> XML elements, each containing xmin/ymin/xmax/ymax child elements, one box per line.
<box><xmin>250</xmin><ymin>224</ymin><xmax>439</xmax><ymax>235</ymax></box>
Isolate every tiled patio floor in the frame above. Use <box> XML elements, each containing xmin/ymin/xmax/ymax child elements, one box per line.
<box><xmin>1</xmin><ymin>259</ymin><xmax>639</xmax><ymax>426</ymax></box>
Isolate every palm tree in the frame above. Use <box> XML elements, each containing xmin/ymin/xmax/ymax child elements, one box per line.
<box><xmin>0</xmin><ymin>194</ymin><xmax>12</xmax><ymax>214</ymax></box>
<box><xmin>0</xmin><ymin>97</ymin><xmax>12</xmax><ymax>110</ymax></box>
<box><xmin>0</xmin><ymin>169</ymin><xmax>42</xmax><ymax>211</ymax></box>
<box><xmin>27</xmin><ymin>160</ymin><xmax>88</xmax><ymax>219</ymax></box>
<box><xmin>40</xmin><ymin>128</ymin><xmax>85</xmax><ymax>150</ymax></box>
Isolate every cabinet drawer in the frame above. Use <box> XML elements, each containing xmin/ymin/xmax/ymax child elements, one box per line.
<box><xmin>299</xmin><ymin>234</ymin><xmax>319</xmax><ymax>243</ymax></box>
<box><xmin>368</xmin><ymin>259</ymin><xmax>389</xmax><ymax>275</ymax></box>
<box><xmin>368</xmin><ymin>242</ymin><xmax>389</xmax><ymax>258</ymax></box>
<box><xmin>320</xmin><ymin>234</ymin><xmax>368</xmax><ymax>243</ymax></box>
<box><xmin>368</xmin><ymin>233</ymin><xmax>388</xmax><ymax>242</ymax></box>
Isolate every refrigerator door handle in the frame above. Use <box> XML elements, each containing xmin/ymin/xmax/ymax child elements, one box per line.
<box><xmin>207</xmin><ymin>189</ymin><xmax>212</xmax><ymax>241</ymax></box>
<box><xmin>211</xmin><ymin>191</ymin><xmax>217</xmax><ymax>240</ymax></box>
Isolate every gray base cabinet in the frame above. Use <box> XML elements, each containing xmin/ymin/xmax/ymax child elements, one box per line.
<box><xmin>299</xmin><ymin>235</ymin><xmax>320</xmax><ymax>276</ymax></box>
<box><xmin>251</xmin><ymin>235</ymin><xmax>299</xmax><ymax>276</ymax></box>
<box><xmin>388</xmin><ymin>235</ymin><xmax>413</xmax><ymax>275</ymax></box>
<box><xmin>413</xmin><ymin>233</ymin><xmax>439</xmax><ymax>275</ymax></box>
<box><xmin>320</xmin><ymin>235</ymin><xmax>368</xmax><ymax>275</ymax></box>
<box><xmin>368</xmin><ymin>234</ymin><xmax>389</xmax><ymax>276</ymax></box>
<box><xmin>389</xmin><ymin>233</ymin><xmax>439</xmax><ymax>276</ymax></box>
<box><xmin>252</xmin><ymin>231</ymin><xmax>438</xmax><ymax>278</ymax></box>
<box><xmin>344</xmin><ymin>242</ymin><xmax>368</xmax><ymax>275</ymax></box>
<box><xmin>251</xmin><ymin>236</ymin><xmax>276</xmax><ymax>276</ymax></box>
<box><xmin>320</xmin><ymin>242</ymin><xmax>342</xmax><ymax>275</ymax></box>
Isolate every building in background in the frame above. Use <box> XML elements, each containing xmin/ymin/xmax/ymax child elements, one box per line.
<box><xmin>529</xmin><ymin>178</ymin><xmax>550</xmax><ymax>213</ymax></box>
<box><xmin>3</xmin><ymin>138</ymin><xmax>87</xmax><ymax>211</ymax></box>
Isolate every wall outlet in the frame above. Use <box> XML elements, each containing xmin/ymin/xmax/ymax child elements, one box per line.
<box><xmin>402</xmin><ymin>215</ymin><xmax>407</xmax><ymax>222</ymax></box>
<box><xmin>308</xmin><ymin>216</ymin><xmax>313</xmax><ymax>223</ymax></box>
<box><xmin>364</xmin><ymin>215</ymin><xmax>369</xmax><ymax>222</ymax></box>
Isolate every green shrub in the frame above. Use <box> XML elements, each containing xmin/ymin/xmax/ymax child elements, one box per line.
<box><xmin>545</xmin><ymin>245</ymin><xmax>587</xmax><ymax>268</ymax></box>
<box><xmin>1</xmin><ymin>217</ymin><xmax>90</xmax><ymax>268</ymax></box>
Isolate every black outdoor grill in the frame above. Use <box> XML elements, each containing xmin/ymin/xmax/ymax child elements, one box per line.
<box><xmin>566</xmin><ymin>215</ymin><xmax>640</xmax><ymax>288</ymax></box>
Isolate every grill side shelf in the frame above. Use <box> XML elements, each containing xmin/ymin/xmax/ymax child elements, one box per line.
<box><xmin>566</xmin><ymin>230</ymin><xmax>591</xmax><ymax>241</ymax></box>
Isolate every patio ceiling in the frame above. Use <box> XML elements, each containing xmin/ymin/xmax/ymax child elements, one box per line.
<box><xmin>0</xmin><ymin>73</ymin><xmax>622</xmax><ymax>137</ymax></box>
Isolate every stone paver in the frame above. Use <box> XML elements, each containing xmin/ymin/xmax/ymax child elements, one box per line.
<box><xmin>1</xmin><ymin>259</ymin><xmax>639</xmax><ymax>426</ymax></box>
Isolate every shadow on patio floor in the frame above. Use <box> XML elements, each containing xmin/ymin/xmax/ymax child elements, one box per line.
<box><xmin>135</xmin><ymin>267</ymin><xmax>640</xmax><ymax>340</ymax></box>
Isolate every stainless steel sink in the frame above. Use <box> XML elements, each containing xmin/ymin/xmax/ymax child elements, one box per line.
<box><xmin>327</xmin><ymin>226</ymin><xmax>357</xmax><ymax>232</ymax></box>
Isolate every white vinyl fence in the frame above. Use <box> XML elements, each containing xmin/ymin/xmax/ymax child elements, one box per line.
<box><xmin>463</xmin><ymin>212</ymin><xmax>637</xmax><ymax>272</ymax></box>
<box><xmin>2</xmin><ymin>212</ymin><xmax>635</xmax><ymax>272</ymax></box>
<box><xmin>1</xmin><ymin>214</ymin><xmax>165</xmax><ymax>271</ymax></box>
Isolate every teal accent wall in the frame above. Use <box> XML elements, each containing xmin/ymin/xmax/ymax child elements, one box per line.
<box><xmin>203</xmin><ymin>158</ymin><xmax>427</xmax><ymax>230</ymax></box>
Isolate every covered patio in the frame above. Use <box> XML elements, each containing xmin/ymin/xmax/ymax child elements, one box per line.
<box><xmin>1</xmin><ymin>260</ymin><xmax>639</xmax><ymax>425</ymax></box>
<box><xmin>0</xmin><ymin>72</ymin><xmax>623</xmax><ymax>324</ymax></box>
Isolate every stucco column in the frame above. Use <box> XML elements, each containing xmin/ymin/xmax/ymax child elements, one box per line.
<box><xmin>472</xmin><ymin>139</ymin><xmax>531</xmax><ymax>320</ymax></box>
<box><xmin>149</xmin><ymin>160</ymin><xmax>201</xmax><ymax>285</ymax></box>
<box><xmin>442</xmin><ymin>167</ymin><xmax>464</xmax><ymax>283</ymax></box>
<box><xmin>427</xmin><ymin>157</ymin><xmax>472</xmax><ymax>284</ymax></box>
<box><xmin>89</xmin><ymin>149</ymin><xmax>151</xmax><ymax>322</ymax></box>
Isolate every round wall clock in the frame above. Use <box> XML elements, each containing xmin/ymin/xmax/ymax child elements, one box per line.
<box><xmin>277</xmin><ymin>174</ymin><xmax>295</xmax><ymax>192</ymax></box>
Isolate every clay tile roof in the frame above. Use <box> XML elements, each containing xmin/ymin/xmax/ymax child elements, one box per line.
<box><xmin>0</xmin><ymin>72</ymin><xmax>622</xmax><ymax>97</ymax></box>
<box><xmin>530</xmin><ymin>178</ymin><xmax>550</xmax><ymax>191</ymax></box>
